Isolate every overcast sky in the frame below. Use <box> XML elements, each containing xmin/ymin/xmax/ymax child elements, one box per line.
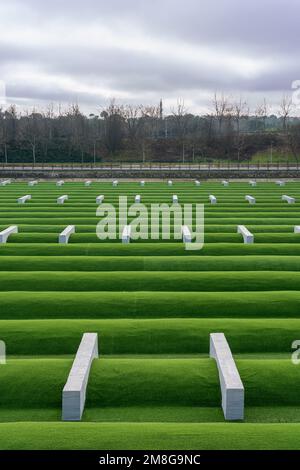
<box><xmin>0</xmin><ymin>0</ymin><xmax>299</xmax><ymax>115</ymax></box>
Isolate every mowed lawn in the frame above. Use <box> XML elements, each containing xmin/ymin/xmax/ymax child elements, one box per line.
<box><xmin>0</xmin><ymin>180</ymin><xmax>300</xmax><ymax>450</ymax></box>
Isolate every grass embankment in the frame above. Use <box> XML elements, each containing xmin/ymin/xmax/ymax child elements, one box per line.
<box><xmin>1</xmin><ymin>422</ymin><xmax>300</xmax><ymax>449</ymax></box>
<box><xmin>0</xmin><ymin>291</ymin><xmax>300</xmax><ymax>319</ymax></box>
<box><xmin>0</xmin><ymin>271</ymin><xmax>300</xmax><ymax>292</ymax></box>
<box><xmin>3</xmin><ymin>243</ymin><xmax>300</xmax><ymax>256</ymax></box>
<box><xmin>0</xmin><ymin>318</ymin><xmax>297</xmax><ymax>355</ymax></box>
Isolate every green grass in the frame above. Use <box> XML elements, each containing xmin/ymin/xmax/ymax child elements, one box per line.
<box><xmin>0</xmin><ymin>290</ymin><xmax>299</xmax><ymax>319</ymax></box>
<box><xmin>0</xmin><ymin>318</ymin><xmax>298</xmax><ymax>355</ymax></box>
<box><xmin>1</xmin><ymin>181</ymin><xmax>300</xmax><ymax>449</ymax></box>
<box><xmin>0</xmin><ymin>271</ymin><xmax>300</xmax><ymax>292</ymax></box>
<box><xmin>0</xmin><ymin>422</ymin><xmax>300</xmax><ymax>449</ymax></box>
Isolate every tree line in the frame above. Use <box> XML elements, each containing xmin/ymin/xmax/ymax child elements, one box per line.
<box><xmin>0</xmin><ymin>95</ymin><xmax>300</xmax><ymax>164</ymax></box>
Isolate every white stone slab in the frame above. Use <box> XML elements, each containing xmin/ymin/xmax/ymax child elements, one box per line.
<box><xmin>282</xmin><ymin>195</ymin><xmax>295</xmax><ymax>204</ymax></box>
<box><xmin>141</xmin><ymin>181</ymin><xmax>145</xmax><ymax>187</ymax></box>
<box><xmin>85</xmin><ymin>181</ymin><xmax>92</xmax><ymax>187</ymax></box>
<box><xmin>122</xmin><ymin>225</ymin><xmax>131</xmax><ymax>244</ymax></box>
<box><xmin>294</xmin><ymin>226</ymin><xmax>300</xmax><ymax>233</ymax></box>
<box><xmin>222</xmin><ymin>180</ymin><xmax>229</xmax><ymax>187</ymax></box>
<box><xmin>181</xmin><ymin>225</ymin><xmax>192</xmax><ymax>243</ymax></box>
<box><xmin>245</xmin><ymin>195</ymin><xmax>256</xmax><ymax>204</ymax></box>
<box><xmin>209</xmin><ymin>195</ymin><xmax>217</xmax><ymax>204</ymax></box>
<box><xmin>59</xmin><ymin>225</ymin><xmax>75</xmax><ymax>244</ymax></box>
<box><xmin>168</xmin><ymin>180</ymin><xmax>173</xmax><ymax>186</ymax></box>
<box><xmin>56</xmin><ymin>180</ymin><xmax>65</xmax><ymax>187</ymax></box>
<box><xmin>195</xmin><ymin>180</ymin><xmax>201</xmax><ymax>186</ymax></box>
<box><xmin>276</xmin><ymin>180</ymin><xmax>285</xmax><ymax>186</ymax></box>
<box><xmin>210</xmin><ymin>333</ymin><xmax>244</xmax><ymax>421</ymax></box>
<box><xmin>0</xmin><ymin>180</ymin><xmax>11</xmax><ymax>186</ymax></box>
<box><xmin>28</xmin><ymin>180</ymin><xmax>38</xmax><ymax>187</ymax></box>
<box><xmin>172</xmin><ymin>195</ymin><xmax>178</xmax><ymax>204</ymax></box>
<box><xmin>62</xmin><ymin>333</ymin><xmax>98</xmax><ymax>421</ymax></box>
<box><xmin>96</xmin><ymin>195</ymin><xmax>104</xmax><ymax>205</ymax></box>
<box><xmin>113</xmin><ymin>180</ymin><xmax>119</xmax><ymax>187</ymax></box>
<box><xmin>57</xmin><ymin>195</ymin><xmax>68</xmax><ymax>205</ymax></box>
<box><xmin>135</xmin><ymin>195</ymin><xmax>141</xmax><ymax>203</ymax></box>
<box><xmin>18</xmin><ymin>195</ymin><xmax>31</xmax><ymax>204</ymax></box>
<box><xmin>0</xmin><ymin>225</ymin><xmax>18</xmax><ymax>244</ymax></box>
<box><xmin>237</xmin><ymin>225</ymin><xmax>254</xmax><ymax>244</ymax></box>
<box><xmin>249</xmin><ymin>180</ymin><xmax>257</xmax><ymax>187</ymax></box>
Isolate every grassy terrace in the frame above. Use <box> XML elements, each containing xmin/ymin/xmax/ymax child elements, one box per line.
<box><xmin>0</xmin><ymin>180</ymin><xmax>300</xmax><ymax>449</ymax></box>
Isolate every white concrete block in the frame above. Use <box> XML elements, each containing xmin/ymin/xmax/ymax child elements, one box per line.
<box><xmin>113</xmin><ymin>180</ymin><xmax>118</xmax><ymax>187</ymax></box>
<box><xmin>172</xmin><ymin>195</ymin><xmax>178</xmax><ymax>204</ymax></box>
<box><xmin>59</xmin><ymin>225</ymin><xmax>75</xmax><ymax>244</ymax></box>
<box><xmin>195</xmin><ymin>180</ymin><xmax>201</xmax><ymax>186</ymax></box>
<box><xmin>57</xmin><ymin>195</ymin><xmax>68</xmax><ymax>205</ymax></box>
<box><xmin>276</xmin><ymin>180</ymin><xmax>285</xmax><ymax>186</ymax></box>
<box><xmin>249</xmin><ymin>180</ymin><xmax>257</xmax><ymax>187</ymax></box>
<box><xmin>181</xmin><ymin>225</ymin><xmax>192</xmax><ymax>243</ymax></box>
<box><xmin>0</xmin><ymin>225</ymin><xmax>18</xmax><ymax>244</ymax></box>
<box><xmin>18</xmin><ymin>195</ymin><xmax>31</xmax><ymax>204</ymax></box>
<box><xmin>85</xmin><ymin>181</ymin><xmax>92</xmax><ymax>187</ymax></box>
<box><xmin>56</xmin><ymin>180</ymin><xmax>65</xmax><ymax>187</ymax></box>
<box><xmin>237</xmin><ymin>225</ymin><xmax>254</xmax><ymax>244</ymax></box>
<box><xmin>141</xmin><ymin>181</ymin><xmax>145</xmax><ymax>187</ymax></box>
<box><xmin>210</xmin><ymin>333</ymin><xmax>244</xmax><ymax>421</ymax></box>
<box><xmin>282</xmin><ymin>195</ymin><xmax>295</xmax><ymax>204</ymax></box>
<box><xmin>0</xmin><ymin>180</ymin><xmax>11</xmax><ymax>186</ymax></box>
<box><xmin>168</xmin><ymin>180</ymin><xmax>173</xmax><ymax>186</ymax></box>
<box><xmin>62</xmin><ymin>333</ymin><xmax>98</xmax><ymax>421</ymax></box>
<box><xmin>135</xmin><ymin>195</ymin><xmax>141</xmax><ymax>204</ymax></box>
<box><xmin>28</xmin><ymin>180</ymin><xmax>38</xmax><ymax>187</ymax></box>
<box><xmin>96</xmin><ymin>195</ymin><xmax>104</xmax><ymax>205</ymax></box>
<box><xmin>209</xmin><ymin>195</ymin><xmax>217</xmax><ymax>204</ymax></box>
<box><xmin>122</xmin><ymin>225</ymin><xmax>131</xmax><ymax>244</ymax></box>
<box><xmin>245</xmin><ymin>195</ymin><xmax>256</xmax><ymax>205</ymax></box>
<box><xmin>294</xmin><ymin>226</ymin><xmax>300</xmax><ymax>233</ymax></box>
<box><xmin>222</xmin><ymin>180</ymin><xmax>229</xmax><ymax>187</ymax></box>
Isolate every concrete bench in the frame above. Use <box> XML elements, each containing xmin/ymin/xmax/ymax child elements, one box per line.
<box><xmin>96</xmin><ymin>195</ymin><xmax>104</xmax><ymax>205</ymax></box>
<box><xmin>172</xmin><ymin>195</ymin><xmax>178</xmax><ymax>204</ymax></box>
<box><xmin>195</xmin><ymin>180</ymin><xmax>201</xmax><ymax>186</ymax></box>
<box><xmin>57</xmin><ymin>195</ymin><xmax>68</xmax><ymax>205</ymax></box>
<box><xmin>222</xmin><ymin>180</ymin><xmax>229</xmax><ymax>187</ymax></box>
<box><xmin>0</xmin><ymin>226</ymin><xmax>18</xmax><ymax>244</ymax></box>
<box><xmin>245</xmin><ymin>195</ymin><xmax>256</xmax><ymax>204</ymax></box>
<box><xmin>85</xmin><ymin>181</ymin><xmax>92</xmax><ymax>187</ymax></box>
<box><xmin>209</xmin><ymin>195</ymin><xmax>217</xmax><ymax>204</ymax></box>
<box><xmin>0</xmin><ymin>180</ymin><xmax>11</xmax><ymax>186</ymax></box>
<box><xmin>237</xmin><ymin>225</ymin><xmax>254</xmax><ymax>244</ymax></box>
<box><xmin>135</xmin><ymin>195</ymin><xmax>141</xmax><ymax>203</ymax></box>
<box><xmin>28</xmin><ymin>180</ymin><xmax>38</xmax><ymax>187</ymax></box>
<box><xmin>249</xmin><ymin>180</ymin><xmax>257</xmax><ymax>187</ymax></box>
<box><xmin>59</xmin><ymin>225</ymin><xmax>75</xmax><ymax>244</ymax></box>
<box><xmin>56</xmin><ymin>180</ymin><xmax>65</xmax><ymax>187</ymax></box>
<box><xmin>141</xmin><ymin>181</ymin><xmax>145</xmax><ymax>187</ymax></box>
<box><xmin>168</xmin><ymin>180</ymin><xmax>173</xmax><ymax>186</ymax></box>
<box><xmin>282</xmin><ymin>195</ymin><xmax>295</xmax><ymax>204</ymax></box>
<box><xmin>122</xmin><ymin>225</ymin><xmax>131</xmax><ymax>244</ymax></box>
<box><xmin>210</xmin><ymin>333</ymin><xmax>244</xmax><ymax>421</ymax></box>
<box><xmin>62</xmin><ymin>333</ymin><xmax>98</xmax><ymax>421</ymax></box>
<box><xmin>113</xmin><ymin>180</ymin><xmax>118</xmax><ymax>187</ymax></box>
<box><xmin>276</xmin><ymin>180</ymin><xmax>285</xmax><ymax>186</ymax></box>
<box><xmin>181</xmin><ymin>225</ymin><xmax>192</xmax><ymax>243</ymax></box>
<box><xmin>18</xmin><ymin>195</ymin><xmax>31</xmax><ymax>204</ymax></box>
<box><xmin>294</xmin><ymin>226</ymin><xmax>300</xmax><ymax>233</ymax></box>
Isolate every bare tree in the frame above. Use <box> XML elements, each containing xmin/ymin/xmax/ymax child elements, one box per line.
<box><xmin>255</xmin><ymin>98</ymin><xmax>269</xmax><ymax>131</ymax></box>
<box><xmin>232</xmin><ymin>97</ymin><xmax>249</xmax><ymax>161</ymax></box>
<box><xmin>279</xmin><ymin>94</ymin><xmax>294</xmax><ymax>133</ymax></box>
<box><xmin>171</xmin><ymin>98</ymin><xmax>189</xmax><ymax>162</ymax></box>
<box><xmin>212</xmin><ymin>93</ymin><xmax>232</xmax><ymax>135</ymax></box>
